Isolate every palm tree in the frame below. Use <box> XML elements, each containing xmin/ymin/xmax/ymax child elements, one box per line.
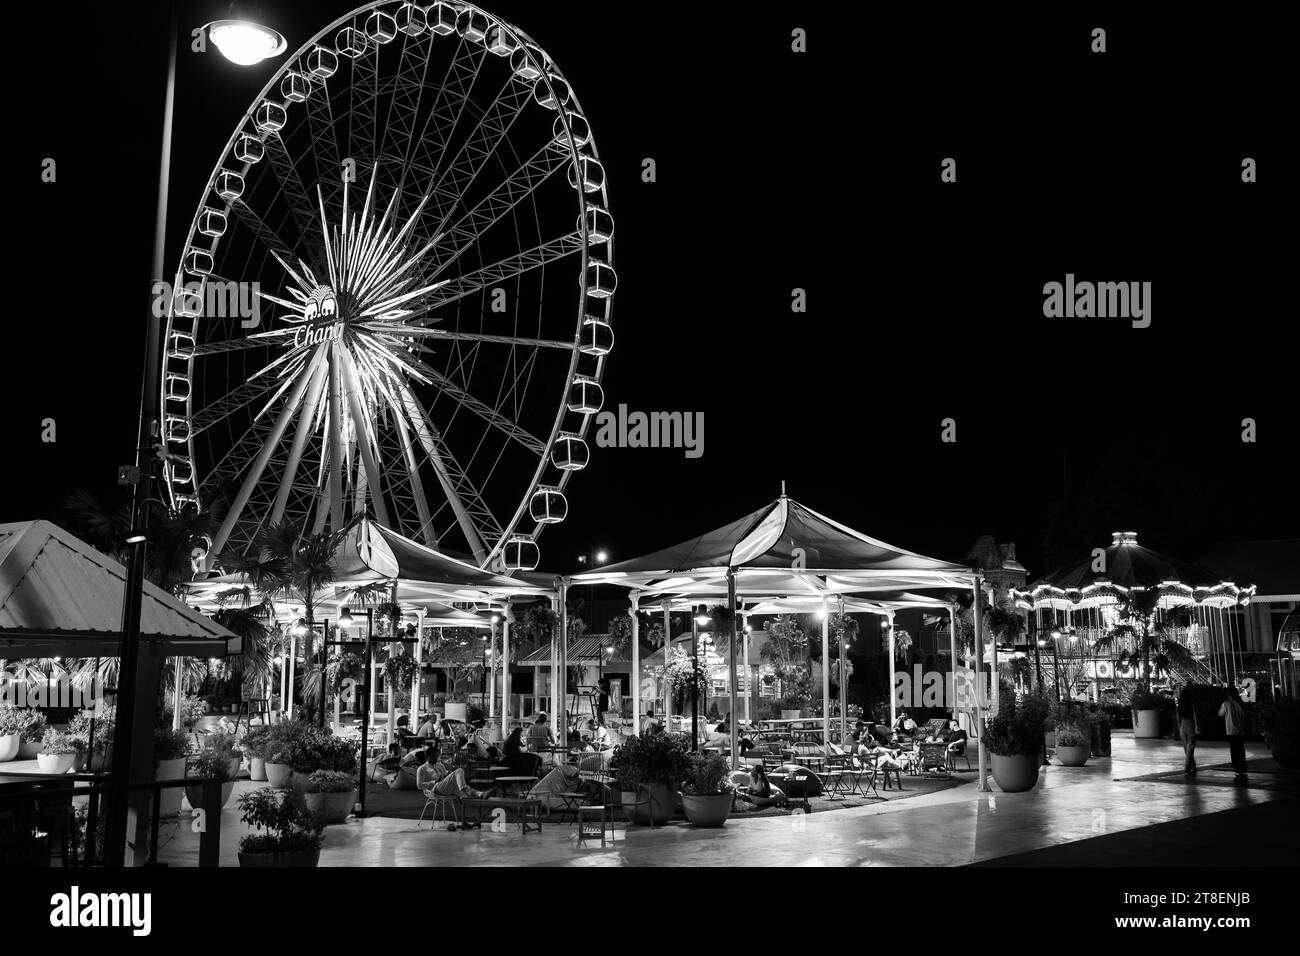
<box><xmin>1093</xmin><ymin>590</ymin><xmax>1195</xmax><ymax>691</ymax></box>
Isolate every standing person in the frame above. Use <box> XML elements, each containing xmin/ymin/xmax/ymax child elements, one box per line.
<box><xmin>1218</xmin><ymin>685</ymin><xmax>1248</xmax><ymax>782</ymax></box>
<box><xmin>1177</xmin><ymin>685</ymin><xmax>1199</xmax><ymax>776</ymax></box>
<box><xmin>528</xmin><ymin>712</ymin><xmax>556</xmax><ymax>753</ymax></box>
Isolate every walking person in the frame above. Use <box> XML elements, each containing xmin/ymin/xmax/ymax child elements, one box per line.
<box><xmin>1177</xmin><ymin>685</ymin><xmax>1199</xmax><ymax>776</ymax></box>
<box><xmin>1217</xmin><ymin>684</ymin><xmax>1248</xmax><ymax>783</ymax></box>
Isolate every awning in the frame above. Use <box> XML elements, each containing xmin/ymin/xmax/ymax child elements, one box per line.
<box><xmin>0</xmin><ymin>520</ymin><xmax>238</xmax><ymax>658</ymax></box>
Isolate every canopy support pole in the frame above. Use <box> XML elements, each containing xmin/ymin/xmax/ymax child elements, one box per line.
<box><xmin>727</xmin><ymin>568</ymin><xmax>738</xmax><ymax>766</ymax></box>
<box><xmin>974</xmin><ymin>576</ymin><xmax>988</xmax><ymax>791</ymax></box>
<box><xmin>413</xmin><ymin>608</ymin><xmax>424</xmax><ymax>718</ymax></box>
<box><xmin>743</xmin><ymin>613</ymin><xmax>751</xmax><ymax>726</ymax></box>
<box><xmin>287</xmin><ymin>630</ymin><xmax>297</xmax><ymax>721</ymax></box>
<box><xmin>630</xmin><ymin>590</ymin><xmax>640</xmax><ymax>737</ymax></box>
<box><xmin>558</xmin><ymin>578</ymin><xmax>569</xmax><ymax>736</ymax></box>
<box><xmin>661</xmin><ymin>599</ymin><xmax>672</xmax><ymax>728</ymax></box>
<box><xmin>488</xmin><ymin>611</ymin><xmax>497</xmax><ymax>720</ymax></box>
<box><xmin>887</xmin><ymin>610</ymin><xmax>897</xmax><ymax>730</ymax></box>
<box><xmin>172</xmin><ymin>658</ymin><xmax>183</xmax><ymax>731</ymax></box>
<box><xmin>822</xmin><ymin>595</ymin><xmax>831</xmax><ymax>750</ymax></box>
<box><xmin>502</xmin><ymin>601</ymin><xmax>512</xmax><ymax>724</ymax></box>
<box><xmin>949</xmin><ymin>605</ymin><xmax>959</xmax><ymax>716</ymax></box>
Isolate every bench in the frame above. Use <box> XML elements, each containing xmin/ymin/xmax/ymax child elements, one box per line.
<box><xmin>462</xmin><ymin>796</ymin><xmax>543</xmax><ymax>834</ymax></box>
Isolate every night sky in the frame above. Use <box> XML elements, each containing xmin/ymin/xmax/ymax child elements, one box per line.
<box><xmin>6</xmin><ymin>3</ymin><xmax>1294</xmax><ymax>600</ymax></box>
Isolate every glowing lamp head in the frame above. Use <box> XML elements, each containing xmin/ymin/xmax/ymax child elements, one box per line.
<box><xmin>595</xmin><ymin>550</ymin><xmax>608</xmax><ymax>564</ymax></box>
<box><xmin>337</xmin><ymin>606</ymin><xmax>355</xmax><ymax>628</ymax></box>
<box><xmin>209</xmin><ymin>19</ymin><xmax>288</xmax><ymax>66</ymax></box>
<box><xmin>694</xmin><ymin>606</ymin><xmax>710</xmax><ymax>626</ymax></box>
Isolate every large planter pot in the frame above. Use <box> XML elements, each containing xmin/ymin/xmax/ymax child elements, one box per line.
<box><xmin>265</xmin><ymin>762</ymin><xmax>294</xmax><ymax>788</ymax></box>
<box><xmin>620</xmin><ymin>782</ymin><xmax>675</xmax><ymax>826</ymax></box>
<box><xmin>291</xmin><ymin>771</ymin><xmax>313</xmax><ymax>794</ymax></box>
<box><xmin>1132</xmin><ymin>709</ymin><xmax>1162</xmax><ymax>739</ymax></box>
<box><xmin>990</xmin><ymin>753</ymin><xmax>1040</xmax><ymax>793</ymax></box>
<box><xmin>155</xmin><ymin>757</ymin><xmax>187</xmax><ymax>818</ymax></box>
<box><xmin>249</xmin><ymin>756</ymin><xmax>267</xmax><ymax>781</ymax></box>
<box><xmin>185</xmin><ymin>781</ymin><xmax>235</xmax><ymax>812</ymax></box>
<box><xmin>0</xmin><ymin>734</ymin><xmax>20</xmax><ymax>762</ymax></box>
<box><xmin>681</xmin><ymin>793</ymin><xmax>732</xmax><ymax>828</ymax></box>
<box><xmin>19</xmin><ymin>738</ymin><xmax>41</xmax><ymax>759</ymax></box>
<box><xmin>1055</xmin><ymin>744</ymin><xmax>1090</xmax><ymax>767</ymax></box>
<box><xmin>304</xmin><ymin>790</ymin><xmax>356</xmax><ymax>824</ymax></box>
<box><xmin>445</xmin><ymin>702</ymin><xmax>468</xmax><ymax>721</ymax></box>
<box><xmin>1267</xmin><ymin>739</ymin><xmax>1299</xmax><ymax>769</ymax></box>
<box><xmin>237</xmin><ymin>848</ymin><xmax>321</xmax><ymax>868</ymax></box>
<box><xmin>781</xmin><ymin>709</ymin><xmax>802</xmax><ymax>721</ymax></box>
<box><xmin>226</xmin><ymin>755</ymin><xmax>243</xmax><ymax>780</ymax></box>
<box><xmin>87</xmin><ymin>748</ymin><xmax>111</xmax><ymax>773</ymax></box>
<box><xmin>37</xmin><ymin>753</ymin><xmax>77</xmax><ymax>775</ymax></box>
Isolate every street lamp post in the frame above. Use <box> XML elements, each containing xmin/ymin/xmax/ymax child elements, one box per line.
<box><xmin>105</xmin><ymin>5</ymin><xmax>286</xmax><ymax>868</ymax></box>
<box><xmin>355</xmin><ymin>607</ymin><xmax>373</xmax><ymax>817</ymax></box>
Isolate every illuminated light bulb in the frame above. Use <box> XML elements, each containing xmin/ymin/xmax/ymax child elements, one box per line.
<box><xmin>208</xmin><ymin>19</ymin><xmax>288</xmax><ymax>66</ymax></box>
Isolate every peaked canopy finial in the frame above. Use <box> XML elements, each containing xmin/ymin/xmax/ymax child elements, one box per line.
<box><xmin>780</xmin><ymin>480</ymin><xmax>787</xmax><ymax>498</ymax></box>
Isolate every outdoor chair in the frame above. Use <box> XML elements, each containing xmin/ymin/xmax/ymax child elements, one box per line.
<box><xmin>417</xmin><ymin>788</ymin><xmax>462</xmax><ymax>830</ymax></box>
<box><xmin>866</xmin><ymin>752</ymin><xmax>902</xmax><ymax>791</ymax></box>
<box><xmin>946</xmin><ymin>743</ymin><xmax>972</xmax><ymax>772</ymax></box>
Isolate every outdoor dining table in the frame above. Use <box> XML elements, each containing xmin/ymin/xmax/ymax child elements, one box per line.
<box><xmin>494</xmin><ymin>776</ymin><xmax>538</xmax><ymax>796</ymax></box>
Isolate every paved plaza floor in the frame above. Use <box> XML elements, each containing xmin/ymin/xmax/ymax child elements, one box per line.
<box><xmin>155</xmin><ymin>734</ymin><xmax>1298</xmax><ymax>867</ymax></box>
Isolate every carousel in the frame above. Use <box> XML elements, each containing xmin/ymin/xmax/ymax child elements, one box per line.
<box><xmin>1010</xmin><ymin>531</ymin><xmax>1255</xmax><ymax>700</ymax></box>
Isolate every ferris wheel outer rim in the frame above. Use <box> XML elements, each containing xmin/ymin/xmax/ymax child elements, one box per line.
<box><xmin>162</xmin><ymin>0</ymin><xmax>613</xmax><ymax>570</ymax></box>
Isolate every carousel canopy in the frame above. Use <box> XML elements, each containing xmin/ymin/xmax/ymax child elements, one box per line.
<box><xmin>0</xmin><ymin>520</ymin><xmax>239</xmax><ymax>657</ymax></box>
<box><xmin>1012</xmin><ymin>531</ymin><xmax>1254</xmax><ymax>611</ymax></box>
<box><xmin>572</xmin><ymin>494</ymin><xmax>975</xmax><ymax>598</ymax></box>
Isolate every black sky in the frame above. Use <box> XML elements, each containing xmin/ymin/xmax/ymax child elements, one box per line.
<box><xmin>5</xmin><ymin>3</ymin><xmax>1295</xmax><ymax>588</ymax></box>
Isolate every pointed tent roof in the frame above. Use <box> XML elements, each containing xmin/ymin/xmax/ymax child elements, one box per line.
<box><xmin>572</xmin><ymin>496</ymin><xmax>974</xmax><ymax>598</ymax></box>
<box><xmin>0</xmin><ymin>520</ymin><xmax>238</xmax><ymax>657</ymax></box>
<box><xmin>1012</xmin><ymin>531</ymin><xmax>1252</xmax><ymax>610</ymax></box>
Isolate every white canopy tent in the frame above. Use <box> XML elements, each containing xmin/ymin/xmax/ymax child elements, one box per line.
<box><xmin>573</xmin><ymin>492</ymin><xmax>991</xmax><ymax>786</ymax></box>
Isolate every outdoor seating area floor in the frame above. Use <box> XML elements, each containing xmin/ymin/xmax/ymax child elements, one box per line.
<box><xmin>358</xmin><ymin>772</ymin><xmax>962</xmax><ymax>821</ymax></box>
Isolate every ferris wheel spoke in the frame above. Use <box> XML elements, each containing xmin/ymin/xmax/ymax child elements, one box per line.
<box><xmin>427</xmin><ymin>140</ymin><xmax>572</xmax><ymax>276</ymax></box>
<box><xmin>408</xmin><ymin>329</ymin><xmax>573</xmax><ymax>350</ymax></box>
<box><xmin>422</xmin><ymin>367</ymin><xmax>546</xmax><ymax>457</ymax></box>
<box><xmin>399</xmin><ymin>385</ymin><xmax>502</xmax><ymax>559</ymax></box>
<box><xmin>193</xmin><ymin>330</ymin><xmax>294</xmax><ymax>357</ymax></box>
<box><xmin>413</xmin><ymin>232</ymin><xmax>584</xmax><ymax>316</ymax></box>
<box><xmin>337</xmin><ymin>348</ymin><xmax>392</xmax><ymax>527</ymax></box>
<box><xmin>304</xmin><ymin>79</ymin><xmax>344</xmax><ymax>200</ymax></box>
<box><xmin>263</xmin><ymin>135</ymin><xmax>328</xmax><ymax>273</ymax></box>
<box><xmin>190</xmin><ymin>379</ymin><xmax>277</xmax><ymax>437</ymax></box>
<box><xmin>270</xmin><ymin>358</ymin><xmax>329</xmax><ymax>525</ymax></box>
<box><xmin>389</xmin><ymin>408</ymin><xmax>438</xmax><ymax>547</ymax></box>
<box><xmin>230</xmin><ymin>199</ymin><xmax>307</xmax><ymax>273</ymax></box>
<box><xmin>375</xmin><ymin>30</ymin><xmax>436</xmax><ymax>198</ymax></box>
<box><xmin>210</xmin><ymin>347</ymin><xmax>327</xmax><ymax>557</ymax></box>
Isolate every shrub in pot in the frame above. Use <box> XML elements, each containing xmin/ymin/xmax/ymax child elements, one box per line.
<box><xmin>302</xmin><ymin>770</ymin><xmax>357</xmax><ymax>824</ymax></box>
<box><xmin>185</xmin><ymin>749</ymin><xmax>235</xmax><ymax>811</ymax></box>
<box><xmin>680</xmin><ymin>752</ymin><xmax>735</xmax><ymax>828</ymax></box>
<box><xmin>1258</xmin><ymin>697</ymin><xmax>1300</xmax><ymax>769</ymax></box>
<box><xmin>204</xmin><ymin>731</ymin><xmax>244</xmax><ymax>780</ymax></box>
<box><xmin>242</xmin><ymin>725</ymin><xmax>271</xmax><ymax>781</ymax></box>
<box><xmin>236</xmin><ymin>787</ymin><xmax>324</xmax><ymax>867</ymax></box>
<box><xmin>1088</xmin><ymin>709</ymin><xmax>1112</xmax><ymax>757</ymax></box>
<box><xmin>67</xmin><ymin>705</ymin><xmax>116</xmax><ymax>772</ymax></box>
<box><xmin>0</xmin><ymin>704</ymin><xmax>25</xmax><ymax>762</ymax></box>
<box><xmin>1054</xmin><ymin>722</ymin><xmax>1091</xmax><ymax>767</ymax></box>
<box><xmin>37</xmin><ymin>729</ymin><xmax>81</xmax><ymax>775</ymax></box>
<box><xmin>983</xmin><ymin>693</ymin><xmax>1050</xmax><ymax>792</ymax></box>
<box><xmin>612</xmin><ymin>731</ymin><xmax>691</xmax><ymax>825</ymax></box>
<box><xmin>153</xmin><ymin>727</ymin><xmax>190</xmax><ymax>817</ymax></box>
<box><xmin>1129</xmin><ymin>689</ymin><xmax>1166</xmax><ymax>739</ymax></box>
<box><xmin>12</xmin><ymin>708</ymin><xmax>48</xmax><ymax>759</ymax></box>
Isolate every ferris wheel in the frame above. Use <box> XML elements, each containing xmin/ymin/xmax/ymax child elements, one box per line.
<box><xmin>161</xmin><ymin>1</ymin><xmax>614</xmax><ymax>572</ymax></box>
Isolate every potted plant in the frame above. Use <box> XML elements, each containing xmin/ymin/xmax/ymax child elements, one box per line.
<box><xmin>185</xmin><ymin>749</ymin><xmax>235</xmax><ymax>811</ymax></box>
<box><xmin>1054</xmin><ymin>721</ymin><xmax>1091</xmax><ymax>767</ymax></box>
<box><xmin>286</xmin><ymin>724</ymin><xmax>358</xmax><ymax>792</ymax></box>
<box><xmin>205</xmin><ymin>732</ymin><xmax>244</xmax><ymax>780</ymax></box>
<box><xmin>983</xmin><ymin>694</ymin><xmax>1050</xmax><ymax>792</ymax></box>
<box><xmin>235</xmin><ymin>787</ymin><xmax>324</xmax><ymax>867</ymax></box>
<box><xmin>1129</xmin><ymin>689</ymin><xmax>1166</xmax><ymax>739</ymax></box>
<box><xmin>302</xmin><ymin>770</ymin><xmax>357</xmax><ymax>824</ymax></box>
<box><xmin>0</xmin><ymin>704</ymin><xmax>23</xmax><ymax>762</ymax></box>
<box><xmin>612</xmin><ymin>731</ymin><xmax>691</xmax><ymax>825</ymax></box>
<box><xmin>154</xmin><ymin>727</ymin><xmax>190</xmax><ymax>817</ymax></box>
<box><xmin>242</xmin><ymin>725</ymin><xmax>271</xmax><ymax>781</ymax></box>
<box><xmin>67</xmin><ymin>705</ymin><xmax>116</xmax><ymax>772</ymax></box>
<box><xmin>680</xmin><ymin>752</ymin><xmax>735</xmax><ymax>827</ymax></box>
<box><xmin>14</xmin><ymin>708</ymin><xmax>48</xmax><ymax>759</ymax></box>
<box><xmin>37</xmin><ymin>729</ymin><xmax>81</xmax><ymax>775</ymax></box>
<box><xmin>1257</xmin><ymin>697</ymin><xmax>1300</xmax><ymax>769</ymax></box>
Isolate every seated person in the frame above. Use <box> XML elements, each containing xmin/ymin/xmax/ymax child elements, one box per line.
<box><xmin>945</xmin><ymin>720</ymin><xmax>968</xmax><ymax>754</ymax></box>
<box><xmin>385</xmin><ymin>746</ymin><xmax>425</xmax><ymax>790</ymax></box>
<box><xmin>893</xmin><ymin>710</ymin><xmax>918</xmax><ymax>736</ymax></box>
<box><xmin>416</xmin><ymin>747</ymin><xmax>491</xmax><ymax>799</ymax></box>
<box><xmin>527</xmin><ymin>760</ymin><xmax>583</xmax><ymax>811</ymax></box>
<box><xmin>466</xmin><ymin>720</ymin><xmax>492</xmax><ymax>758</ymax></box>
<box><xmin>527</xmin><ymin>713</ymin><xmax>557</xmax><ymax>753</ymax></box>
<box><xmin>503</xmin><ymin>726</ymin><xmax>525</xmax><ymax>757</ymax></box>
<box><xmin>415</xmin><ymin>715</ymin><xmax>439</xmax><ymax>738</ymax></box>
<box><xmin>395</xmin><ymin>710</ymin><xmax>411</xmax><ymax>730</ymax></box>
<box><xmin>640</xmin><ymin>709</ymin><xmax>663</xmax><ymax>734</ymax></box>
<box><xmin>735</xmin><ymin>764</ymin><xmax>787</xmax><ymax>810</ymax></box>
<box><xmin>857</xmin><ymin>735</ymin><xmax>905</xmax><ymax>771</ymax></box>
